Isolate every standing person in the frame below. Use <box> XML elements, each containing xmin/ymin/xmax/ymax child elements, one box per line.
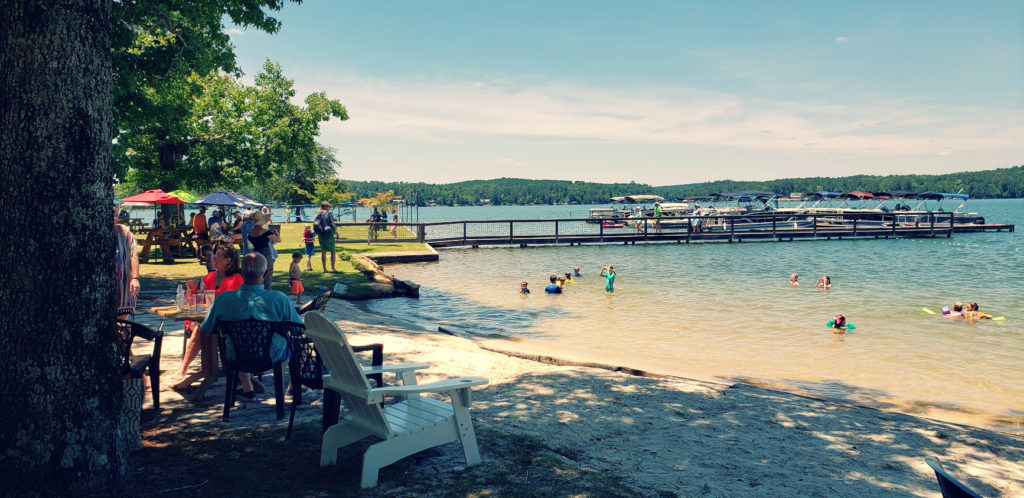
<box><xmin>238</xmin><ymin>209</ymin><xmax>254</xmax><ymax>254</ymax></box>
<box><xmin>114</xmin><ymin>205</ymin><xmax>140</xmax><ymax>318</ymax></box>
<box><xmin>248</xmin><ymin>210</ymin><xmax>281</xmax><ymax>290</ymax></box>
<box><xmin>390</xmin><ymin>211</ymin><xmax>399</xmax><ymax>240</ymax></box>
<box><xmin>313</xmin><ymin>201</ymin><xmax>337</xmax><ymax>273</ymax></box>
<box><xmin>600</xmin><ymin>265</ymin><xmax>616</xmax><ymax>293</ymax></box>
<box><xmin>653</xmin><ymin>203</ymin><xmax>662</xmax><ymax>233</ymax></box>
<box><xmin>288</xmin><ymin>252</ymin><xmax>305</xmax><ymax>304</ymax></box>
<box><xmin>301</xmin><ymin>224</ymin><xmax>315</xmax><ymax>270</ymax></box>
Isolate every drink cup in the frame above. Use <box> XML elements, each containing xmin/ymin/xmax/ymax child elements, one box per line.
<box><xmin>204</xmin><ymin>291</ymin><xmax>215</xmax><ymax>310</ymax></box>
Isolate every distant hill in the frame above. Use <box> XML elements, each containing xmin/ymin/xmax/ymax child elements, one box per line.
<box><xmin>347</xmin><ymin>166</ymin><xmax>1023</xmax><ymax>206</ymax></box>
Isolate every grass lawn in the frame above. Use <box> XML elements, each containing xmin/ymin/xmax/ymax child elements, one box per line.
<box><xmin>135</xmin><ymin>221</ymin><xmax>432</xmax><ymax>295</ymax></box>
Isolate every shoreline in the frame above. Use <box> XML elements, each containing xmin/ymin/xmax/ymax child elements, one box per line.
<box><xmin>328</xmin><ymin>299</ymin><xmax>1024</xmax><ymax>496</ymax></box>
<box><xmin>134</xmin><ymin>292</ymin><xmax>1024</xmax><ymax>495</ymax></box>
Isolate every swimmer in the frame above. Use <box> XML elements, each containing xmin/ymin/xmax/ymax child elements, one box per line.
<box><xmin>965</xmin><ymin>301</ymin><xmax>992</xmax><ymax>320</ymax></box>
<box><xmin>563</xmin><ymin>271</ymin><xmax>573</xmax><ymax>282</ymax></box>
<box><xmin>544</xmin><ymin>275</ymin><xmax>562</xmax><ymax>294</ymax></box>
<box><xmin>520</xmin><ymin>281</ymin><xmax>530</xmax><ymax>294</ymax></box>
<box><xmin>573</xmin><ymin>265</ymin><xmax>582</xmax><ymax>277</ymax></box>
<box><xmin>600</xmin><ymin>265</ymin><xmax>616</xmax><ymax>293</ymax></box>
<box><xmin>790</xmin><ymin>273</ymin><xmax>799</xmax><ymax>286</ymax></box>
<box><xmin>827</xmin><ymin>314</ymin><xmax>853</xmax><ymax>330</ymax></box>
<box><xmin>815</xmin><ymin>275</ymin><xmax>831</xmax><ymax>289</ymax></box>
<box><xmin>557</xmin><ymin>276</ymin><xmax>567</xmax><ymax>287</ymax></box>
<box><xmin>948</xmin><ymin>301</ymin><xmax>965</xmax><ymax>318</ymax></box>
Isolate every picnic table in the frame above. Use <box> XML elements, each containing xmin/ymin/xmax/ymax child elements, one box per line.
<box><xmin>138</xmin><ymin>227</ymin><xmax>191</xmax><ymax>263</ymax></box>
<box><xmin>151</xmin><ymin>305</ymin><xmax>219</xmax><ymax>401</ymax></box>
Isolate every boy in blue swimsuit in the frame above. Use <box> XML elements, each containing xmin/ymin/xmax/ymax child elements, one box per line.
<box><xmin>544</xmin><ymin>275</ymin><xmax>562</xmax><ymax>294</ymax></box>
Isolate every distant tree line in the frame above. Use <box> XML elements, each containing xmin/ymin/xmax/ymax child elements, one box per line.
<box><xmin>347</xmin><ymin>166</ymin><xmax>1023</xmax><ymax>205</ymax></box>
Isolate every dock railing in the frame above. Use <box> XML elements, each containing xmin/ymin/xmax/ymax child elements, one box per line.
<box><xmin>326</xmin><ymin>211</ymin><xmax>1015</xmax><ymax>247</ymax></box>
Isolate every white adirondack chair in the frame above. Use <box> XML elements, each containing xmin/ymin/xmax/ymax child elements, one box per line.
<box><xmin>302</xmin><ymin>311</ymin><xmax>489</xmax><ymax>488</ymax></box>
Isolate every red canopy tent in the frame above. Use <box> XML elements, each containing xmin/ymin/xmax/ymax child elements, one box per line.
<box><xmin>119</xmin><ymin>189</ymin><xmax>185</xmax><ymax>204</ymax></box>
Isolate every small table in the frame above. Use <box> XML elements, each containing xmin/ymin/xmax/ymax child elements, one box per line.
<box><xmin>151</xmin><ymin>305</ymin><xmax>219</xmax><ymax>401</ymax></box>
<box><xmin>139</xmin><ymin>228</ymin><xmax>191</xmax><ymax>263</ymax></box>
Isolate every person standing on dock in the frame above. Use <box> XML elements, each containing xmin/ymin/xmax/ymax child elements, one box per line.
<box><xmin>600</xmin><ymin>266</ymin><xmax>616</xmax><ymax>293</ymax></box>
<box><xmin>653</xmin><ymin>203</ymin><xmax>662</xmax><ymax>233</ymax></box>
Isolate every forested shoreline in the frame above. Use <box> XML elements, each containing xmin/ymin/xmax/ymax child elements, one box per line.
<box><xmin>348</xmin><ymin>165</ymin><xmax>1023</xmax><ymax>206</ymax></box>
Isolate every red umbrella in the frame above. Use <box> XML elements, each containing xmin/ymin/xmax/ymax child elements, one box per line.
<box><xmin>119</xmin><ymin>189</ymin><xmax>185</xmax><ymax>204</ymax></box>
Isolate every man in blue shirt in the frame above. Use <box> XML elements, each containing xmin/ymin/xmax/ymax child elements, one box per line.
<box><xmin>201</xmin><ymin>252</ymin><xmax>301</xmax><ymax>399</ymax></box>
<box><xmin>544</xmin><ymin>275</ymin><xmax>562</xmax><ymax>294</ymax></box>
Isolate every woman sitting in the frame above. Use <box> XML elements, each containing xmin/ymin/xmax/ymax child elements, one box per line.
<box><xmin>172</xmin><ymin>245</ymin><xmax>243</xmax><ymax>379</ymax></box>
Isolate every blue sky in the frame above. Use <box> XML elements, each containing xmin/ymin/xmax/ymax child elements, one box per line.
<box><xmin>229</xmin><ymin>1</ymin><xmax>1023</xmax><ymax>185</ymax></box>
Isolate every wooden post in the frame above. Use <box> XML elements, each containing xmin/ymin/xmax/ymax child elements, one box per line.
<box><xmin>554</xmin><ymin>220</ymin><xmax>559</xmax><ymax>244</ymax></box>
<box><xmin>852</xmin><ymin>218</ymin><xmax>857</xmax><ymax>237</ymax></box>
<box><xmin>891</xmin><ymin>215</ymin><xmax>896</xmax><ymax>237</ymax></box>
<box><xmin>771</xmin><ymin>213</ymin><xmax>776</xmax><ymax>238</ymax></box>
<box><xmin>729</xmin><ymin>215</ymin><xmax>735</xmax><ymax>242</ymax></box>
<box><xmin>463</xmin><ymin>222</ymin><xmax>467</xmax><ymax>246</ymax></box>
<box><xmin>509</xmin><ymin>221</ymin><xmax>514</xmax><ymax>245</ymax></box>
<box><xmin>599</xmin><ymin>219</ymin><xmax>604</xmax><ymax>242</ymax></box>
<box><xmin>813</xmin><ymin>214</ymin><xmax>818</xmax><ymax>238</ymax></box>
<box><xmin>930</xmin><ymin>214</ymin><xmax>935</xmax><ymax>236</ymax></box>
<box><xmin>686</xmin><ymin>216</ymin><xmax>691</xmax><ymax>244</ymax></box>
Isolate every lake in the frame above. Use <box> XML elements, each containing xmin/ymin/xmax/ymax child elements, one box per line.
<box><xmin>360</xmin><ymin>199</ymin><xmax>1024</xmax><ymax>434</ymax></box>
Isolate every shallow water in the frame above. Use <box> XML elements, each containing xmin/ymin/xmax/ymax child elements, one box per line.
<box><xmin>363</xmin><ymin>200</ymin><xmax>1023</xmax><ymax>432</ymax></box>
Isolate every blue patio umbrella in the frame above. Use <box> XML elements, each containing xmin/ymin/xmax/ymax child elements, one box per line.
<box><xmin>193</xmin><ymin>190</ymin><xmax>261</xmax><ymax>209</ymax></box>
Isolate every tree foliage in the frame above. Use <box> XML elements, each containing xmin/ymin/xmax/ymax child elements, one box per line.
<box><xmin>120</xmin><ymin>60</ymin><xmax>347</xmax><ymax>196</ymax></box>
<box><xmin>346</xmin><ymin>167</ymin><xmax>1024</xmax><ymax>205</ymax></box>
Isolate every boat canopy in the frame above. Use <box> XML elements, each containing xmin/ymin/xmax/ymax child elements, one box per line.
<box><xmin>841</xmin><ymin>191</ymin><xmax>875</xmax><ymax>199</ymax></box>
<box><xmin>714</xmin><ymin>190</ymin><xmax>777</xmax><ymax>202</ymax></box>
<box><xmin>804</xmin><ymin>191</ymin><xmax>843</xmax><ymax>200</ymax></box>
<box><xmin>614</xmin><ymin>194</ymin><xmax>664</xmax><ymax>203</ymax></box>
<box><xmin>916</xmin><ymin>192</ymin><xmax>969</xmax><ymax>201</ymax></box>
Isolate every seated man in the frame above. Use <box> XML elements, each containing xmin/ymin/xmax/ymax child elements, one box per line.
<box><xmin>200</xmin><ymin>252</ymin><xmax>301</xmax><ymax>399</ymax></box>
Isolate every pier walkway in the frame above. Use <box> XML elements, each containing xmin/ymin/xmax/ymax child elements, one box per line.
<box><xmin>336</xmin><ymin>213</ymin><xmax>1013</xmax><ymax>249</ymax></box>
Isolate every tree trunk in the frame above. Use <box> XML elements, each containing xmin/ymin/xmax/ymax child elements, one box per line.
<box><xmin>0</xmin><ymin>0</ymin><xmax>130</xmax><ymax>490</ymax></box>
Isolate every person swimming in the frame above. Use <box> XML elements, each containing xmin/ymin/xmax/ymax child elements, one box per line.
<box><xmin>520</xmin><ymin>281</ymin><xmax>530</xmax><ymax>294</ymax></box>
<box><xmin>544</xmin><ymin>275</ymin><xmax>562</xmax><ymax>294</ymax></box>
<box><xmin>563</xmin><ymin>271</ymin><xmax>573</xmax><ymax>282</ymax></box>
<box><xmin>815</xmin><ymin>275</ymin><xmax>831</xmax><ymax>289</ymax></box>
<box><xmin>573</xmin><ymin>265</ymin><xmax>582</xmax><ymax>277</ymax></box>
<box><xmin>790</xmin><ymin>273</ymin><xmax>799</xmax><ymax>286</ymax></box>
<box><xmin>828</xmin><ymin>314</ymin><xmax>851</xmax><ymax>330</ymax></box>
<box><xmin>965</xmin><ymin>301</ymin><xmax>992</xmax><ymax>320</ymax></box>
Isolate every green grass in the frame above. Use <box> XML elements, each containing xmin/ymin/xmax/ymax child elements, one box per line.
<box><xmin>135</xmin><ymin>222</ymin><xmax>432</xmax><ymax>294</ymax></box>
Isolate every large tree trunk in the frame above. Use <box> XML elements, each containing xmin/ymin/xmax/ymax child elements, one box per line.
<box><xmin>0</xmin><ymin>0</ymin><xmax>131</xmax><ymax>490</ymax></box>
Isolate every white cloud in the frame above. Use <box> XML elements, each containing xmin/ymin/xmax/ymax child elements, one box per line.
<box><xmin>835</xmin><ymin>36</ymin><xmax>849</xmax><ymax>43</ymax></box>
<box><xmin>225</xmin><ymin>27</ymin><xmax>246</xmax><ymax>35</ymax></box>
<box><xmin>305</xmin><ymin>75</ymin><xmax>1023</xmax><ymax>158</ymax></box>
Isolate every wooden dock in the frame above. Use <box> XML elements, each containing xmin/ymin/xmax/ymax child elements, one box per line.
<box><xmin>335</xmin><ymin>215</ymin><xmax>1013</xmax><ymax>249</ymax></box>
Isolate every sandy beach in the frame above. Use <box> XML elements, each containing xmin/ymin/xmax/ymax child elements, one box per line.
<box><xmin>140</xmin><ymin>293</ymin><xmax>1024</xmax><ymax>496</ymax></box>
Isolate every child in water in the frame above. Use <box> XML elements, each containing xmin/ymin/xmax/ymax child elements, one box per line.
<box><xmin>815</xmin><ymin>275</ymin><xmax>831</xmax><ymax>289</ymax></box>
<box><xmin>573</xmin><ymin>266</ymin><xmax>582</xmax><ymax>277</ymax></box>
<box><xmin>544</xmin><ymin>275</ymin><xmax>562</xmax><ymax>294</ymax></box>
<box><xmin>520</xmin><ymin>281</ymin><xmax>530</xmax><ymax>294</ymax></box>
<box><xmin>288</xmin><ymin>252</ymin><xmax>304</xmax><ymax>304</ymax></box>
<box><xmin>829</xmin><ymin>314</ymin><xmax>847</xmax><ymax>330</ymax></box>
<box><xmin>600</xmin><ymin>265</ymin><xmax>616</xmax><ymax>293</ymax></box>
<box><xmin>563</xmin><ymin>271</ymin><xmax>573</xmax><ymax>282</ymax></box>
<box><xmin>790</xmin><ymin>273</ymin><xmax>799</xmax><ymax>286</ymax></box>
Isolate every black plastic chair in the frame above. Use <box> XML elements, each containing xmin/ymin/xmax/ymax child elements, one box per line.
<box><xmin>286</xmin><ymin>327</ymin><xmax>384</xmax><ymax>438</ymax></box>
<box><xmin>116</xmin><ymin>318</ymin><xmax>164</xmax><ymax>410</ymax></box>
<box><xmin>924</xmin><ymin>457</ymin><xmax>982</xmax><ymax>498</ymax></box>
<box><xmin>216</xmin><ymin>319</ymin><xmax>302</xmax><ymax>422</ymax></box>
